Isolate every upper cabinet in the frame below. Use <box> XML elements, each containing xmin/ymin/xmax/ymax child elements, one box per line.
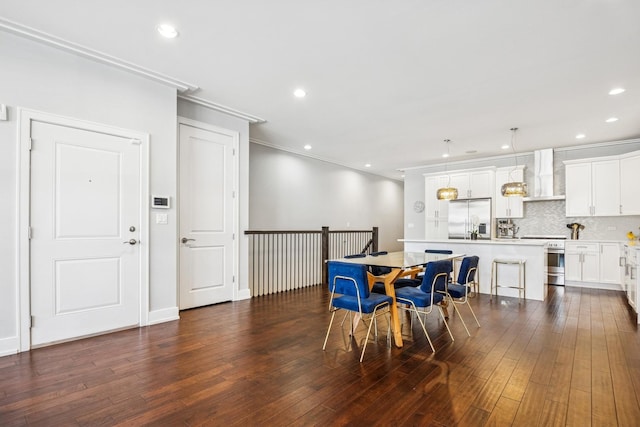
<box><xmin>448</xmin><ymin>169</ymin><xmax>494</xmax><ymax>199</ymax></box>
<box><xmin>495</xmin><ymin>166</ymin><xmax>524</xmax><ymax>218</ymax></box>
<box><xmin>565</xmin><ymin>158</ymin><xmax>620</xmax><ymax>216</ymax></box>
<box><xmin>620</xmin><ymin>152</ymin><xmax>640</xmax><ymax>215</ymax></box>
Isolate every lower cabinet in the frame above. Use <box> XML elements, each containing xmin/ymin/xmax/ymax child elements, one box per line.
<box><xmin>600</xmin><ymin>242</ymin><xmax>623</xmax><ymax>285</ymax></box>
<box><xmin>565</xmin><ymin>241</ymin><xmax>621</xmax><ymax>286</ymax></box>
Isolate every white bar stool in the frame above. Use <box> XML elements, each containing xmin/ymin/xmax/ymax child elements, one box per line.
<box><xmin>490</xmin><ymin>258</ymin><xmax>526</xmax><ymax>301</ymax></box>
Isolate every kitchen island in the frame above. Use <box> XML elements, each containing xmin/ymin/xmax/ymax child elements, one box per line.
<box><xmin>401</xmin><ymin>239</ymin><xmax>548</xmax><ymax>301</ymax></box>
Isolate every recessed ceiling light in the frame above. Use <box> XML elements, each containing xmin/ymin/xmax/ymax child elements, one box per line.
<box><xmin>442</xmin><ymin>153</ymin><xmax>449</xmax><ymax>158</ymax></box>
<box><xmin>364</xmin><ymin>163</ymin><xmax>371</xmax><ymax>168</ymax></box>
<box><xmin>294</xmin><ymin>89</ymin><xmax>306</xmax><ymax>98</ymax></box>
<box><xmin>157</xmin><ymin>24</ymin><xmax>179</xmax><ymax>39</ymax></box>
<box><xmin>576</xmin><ymin>133</ymin><xmax>586</xmax><ymax>139</ymax></box>
<box><xmin>609</xmin><ymin>88</ymin><xmax>625</xmax><ymax>95</ymax></box>
<box><xmin>501</xmin><ymin>144</ymin><xmax>510</xmax><ymax>150</ymax></box>
<box><xmin>605</xmin><ymin>117</ymin><xmax>619</xmax><ymax>123</ymax></box>
<box><xmin>303</xmin><ymin>144</ymin><xmax>312</xmax><ymax>150</ymax></box>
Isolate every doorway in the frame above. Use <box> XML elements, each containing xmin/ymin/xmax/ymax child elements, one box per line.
<box><xmin>178</xmin><ymin>118</ymin><xmax>238</xmax><ymax>309</ymax></box>
<box><xmin>19</xmin><ymin>109</ymin><xmax>149</xmax><ymax>350</ymax></box>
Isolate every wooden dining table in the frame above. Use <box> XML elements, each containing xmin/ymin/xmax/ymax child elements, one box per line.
<box><xmin>336</xmin><ymin>251</ymin><xmax>464</xmax><ymax>348</ymax></box>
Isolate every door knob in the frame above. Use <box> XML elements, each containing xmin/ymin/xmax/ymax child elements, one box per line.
<box><xmin>123</xmin><ymin>239</ymin><xmax>137</xmax><ymax>245</ymax></box>
<box><xmin>181</xmin><ymin>237</ymin><xmax>196</xmax><ymax>244</ymax></box>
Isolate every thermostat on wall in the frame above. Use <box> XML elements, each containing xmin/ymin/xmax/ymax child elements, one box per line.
<box><xmin>152</xmin><ymin>195</ymin><xmax>170</xmax><ymax>209</ymax></box>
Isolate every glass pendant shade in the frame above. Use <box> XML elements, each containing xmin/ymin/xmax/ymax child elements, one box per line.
<box><xmin>436</xmin><ymin>186</ymin><xmax>459</xmax><ymax>200</ymax></box>
<box><xmin>501</xmin><ymin>181</ymin><xmax>527</xmax><ymax>197</ymax></box>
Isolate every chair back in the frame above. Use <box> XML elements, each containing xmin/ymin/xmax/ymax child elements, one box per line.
<box><xmin>457</xmin><ymin>256</ymin><xmax>479</xmax><ymax>285</ymax></box>
<box><xmin>420</xmin><ymin>259</ymin><xmax>453</xmax><ymax>293</ymax></box>
<box><xmin>369</xmin><ymin>251</ymin><xmax>391</xmax><ymax>276</ymax></box>
<box><xmin>327</xmin><ymin>261</ymin><xmax>370</xmax><ymax>299</ymax></box>
<box><xmin>344</xmin><ymin>253</ymin><xmax>366</xmax><ymax>259</ymax></box>
<box><xmin>425</xmin><ymin>249</ymin><xmax>453</xmax><ymax>254</ymax></box>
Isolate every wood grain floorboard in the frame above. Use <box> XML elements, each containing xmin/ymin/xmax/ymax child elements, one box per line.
<box><xmin>0</xmin><ymin>285</ymin><xmax>638</xmax><ymax>426</ymax></box>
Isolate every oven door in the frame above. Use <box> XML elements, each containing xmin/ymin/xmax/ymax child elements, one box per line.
<box><xmin>547</xmin><ymin>249</ymin><xmax>565</xmax><ymax>286</ymax></box>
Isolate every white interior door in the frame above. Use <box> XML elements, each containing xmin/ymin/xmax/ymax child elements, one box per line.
<box><xmin>179</xmin><ymin>122</ymin><xmax>237</xmax><ymax>309</ymax></box>
<box><xmin>29</xmin><ymin>120</ymin><xmax>143</xmax><ymax>346</ymax></box>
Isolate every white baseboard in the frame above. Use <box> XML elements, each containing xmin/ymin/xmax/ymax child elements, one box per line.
<box><xmin>565</xmin><ymin>281</ymin><xmax>622</xmax><ymax>291</ymax></box>
<box><xmin>147</xmin><ymin>307</ymin><xmax>179</xmax><ymax>325</ymax></box>
<box><xmin>0</xmin><ymin>336</ymin><xmax>19</xmax><ymax>357</ymax></box>
<box><xmin>235</xmin><ymin>288</ymin><xmax>251</xmax><ymax>300</ymax></box>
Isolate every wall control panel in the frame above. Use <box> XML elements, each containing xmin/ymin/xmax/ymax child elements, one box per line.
<box><xmin>151</xmin><ymin>195</ymin><xmax>170</xmax><ymax>209</ymax></box>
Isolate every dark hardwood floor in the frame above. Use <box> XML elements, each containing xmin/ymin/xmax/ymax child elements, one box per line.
<box><xmin>1</xmin><ymin>285</ymin><xmax>639</xmax><ymax>426</ymax></box>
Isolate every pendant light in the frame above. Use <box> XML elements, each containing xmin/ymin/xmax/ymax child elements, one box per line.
<box><xmin>436</xmin><ymin>139</ymin><xmax>459</xmax><ymax>200</ymax></box>
<box><xmin>501</xmin><ymin>127</ymin><xmax>528</xmax><ymax>197</ymax></box>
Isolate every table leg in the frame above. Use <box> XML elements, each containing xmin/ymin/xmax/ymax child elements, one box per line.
<box><xmin>384</xmin><ymin>269</ymin><xmax>404</xmax><ymax>348</ymax></box>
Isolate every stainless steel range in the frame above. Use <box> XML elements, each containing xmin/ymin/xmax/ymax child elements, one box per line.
<box><xmin>521</xmin><ymin>235</ymin><xmax>566</xmax><ymax>286</ymax></box>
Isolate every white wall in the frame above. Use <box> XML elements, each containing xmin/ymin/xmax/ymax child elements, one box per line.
<box><xmin>0</xmin><ymin>32</ymin><xmax>179</xmax><ymax>352</ymax></box>
<box><xmin>249</xmin><ymin>144</ymin><xmax>404</xmax><ymax>251</ymax></box>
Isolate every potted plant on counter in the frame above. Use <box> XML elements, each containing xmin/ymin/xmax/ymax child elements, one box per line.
<box><xmin>470</xmin><ymin>215</ymin><xmax>479</xmax><ymax>240</ymax></box>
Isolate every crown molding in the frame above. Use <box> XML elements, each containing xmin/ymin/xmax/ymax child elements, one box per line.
<box><xmin>0</xmin><ymin>17</ymin><xmax>198</xmax><ymax>93</ymax></box>
<box><xmin>178</xmin><ymin>95</ymin><xmax>266</xmax><ymax>124</ymax></box>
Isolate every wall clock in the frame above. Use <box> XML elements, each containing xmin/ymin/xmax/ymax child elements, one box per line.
<box><xmin>413</xmin><ymin>200</ymin><xmax>425</xmax><ymax>213</ymax></box>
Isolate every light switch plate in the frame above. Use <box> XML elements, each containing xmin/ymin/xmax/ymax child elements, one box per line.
<box><xmin>0</xmin><ymin>104</ymin><xmax>7</xmax><ymax>121</ymax></box>
<box><xmin>156</xmin><ymin>213</ymin><xmax>168</xmax><ymax>225</ymax></box>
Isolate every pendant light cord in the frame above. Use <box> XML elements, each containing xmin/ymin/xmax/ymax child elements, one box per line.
<box><xmin>509</xmin><ymin>127</ymin><xmax>519</xmax><ymax>180</ymax></box>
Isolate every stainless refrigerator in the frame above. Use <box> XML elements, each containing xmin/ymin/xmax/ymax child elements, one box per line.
<box><xmin>448</xmin><ymin>198</ymin><xmax>492</xmax><ymax>240</ymax></box>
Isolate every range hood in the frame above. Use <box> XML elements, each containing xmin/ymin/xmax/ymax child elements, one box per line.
<box><xmin>522</xmin><ymin>149</ymin><xmax>565</xmax><ymax>202</ymax></box>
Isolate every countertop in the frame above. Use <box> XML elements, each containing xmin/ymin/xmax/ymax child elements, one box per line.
<box><xmin>401</xmin><ymin>238</ymin><xmax>631</xmax><ymax>246</ymax></box>
<box><xmin>399</xmin><ymin>238</ymin><xmax>547</xmax><ymax>246</ymax></box>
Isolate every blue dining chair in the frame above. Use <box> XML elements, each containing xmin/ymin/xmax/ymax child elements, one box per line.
<box><xmin>425</xmin><ymin>249</ymin><xmax>453</xmax><ymax>254</ymax></box>
<box><xmin>369</xmin><ymin>251</ymin><xmax>392</xmax><ymax>277</ymax></box>
<box><xmin>394</xmin><ymin>259</ymin><xmax>455</xmax><ymax>352</ymax></box>
<box><xmin>441</xmin><ymin>256</ymin><xmax>481</xmax><ymax>333</ymax></box>
<box><xmin>323</xmin><ymin>261</ymin><xmax>393</xmax><ymax>362</ymax></box>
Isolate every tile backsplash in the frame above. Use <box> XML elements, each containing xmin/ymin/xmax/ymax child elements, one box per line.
<box><xmin>511</xmin><ymin>200</ymin><xmax>640</xmax><ymax>241</ymax></box>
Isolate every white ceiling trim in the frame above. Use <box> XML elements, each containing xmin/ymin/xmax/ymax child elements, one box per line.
<box><xmin>179</xmin><ymin>94</ymin><xmax>266</xmax><ymax>124</ymax></box>
<box><xmin>0</xmin><ymin>17</ymin><xmax>198</xmax><ymax>93</ymax></box>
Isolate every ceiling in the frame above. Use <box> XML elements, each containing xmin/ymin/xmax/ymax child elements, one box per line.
<box><xmin>2</xmin><ymin>1</ymin><xmax>640</xmax><ymax>179</ymax></box>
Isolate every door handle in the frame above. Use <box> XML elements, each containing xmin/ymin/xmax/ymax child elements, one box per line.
<box><xmin>181</xmin><ymin>237</ymin><xmax>196</xmax><ymax>244</ymax></box>
<box><xmin>123</xmin><ymin>239</ymin><xmax>137</xmax><ymax>245</ymax></box>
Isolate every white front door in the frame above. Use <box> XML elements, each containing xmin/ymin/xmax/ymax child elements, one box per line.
<box><xmin>179</xmin><ymin>121</ymin><xmax>237</xmax><ymax>309</ymax></box>
<box><xmin>29</xmin><ymin>120</ymin><xmax>143</xmax><ymax>346</ymax></box>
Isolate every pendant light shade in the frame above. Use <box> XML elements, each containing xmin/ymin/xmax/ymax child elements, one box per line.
<box><xmin>501</xmin><ymin>181</ymin><xmax>527</xmax><ymax>197</ymax></box>
<box><xmin>436</xmin><ymin>139</ymin><xmax>458</xmax><ymax>201</ymax></box>
<box><xmin>501</xmin><ymin>127</ymin><xmax>527</xmax><ymax>197</ymax></box>
<box><xmin>436</xmin><ymin>186</ymin><xmax>459</xmax><ymax>200</ymax></box>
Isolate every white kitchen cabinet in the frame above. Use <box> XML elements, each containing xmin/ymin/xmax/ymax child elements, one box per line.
<box><xmin>599</xmin><ymin>242</ymin><xmax>622</xmax><ymax>285</ymax></box>
<box><xmin>565</xmin><ymin>242</ymin><xmax>600</xmax><ymax>283</ymax></box>
<box><xmin>620</xmin><ymin>152</ymin><xmax>640</xmax><ymax>215</ymax></box>
<box><xmin>627</xmin><ymin>247</ymin><xmax>639</xmax><ymax>318</ymax></box>
<box><xmin>623</xmin><ymin>245</ymin><xmax>639</xmax><ymax>319</ymax></box>
<box><xmin>449</xmin><ymin>169</ymin><xmax>494</xmax><ymax>199</ymax></box>
<box><xmin>424</xmin><ymin>175</ymin><xmax>450</xmax><ymax>239</ymax></box>
<box><xmin>566</xmin><ymin>241</ymin><xmax>622</xmax><ymax>286</ymax></box>
<box><xmin>565</xmin><ymin>159</ymin><xmax>619</xmax><ymax>217</ymax></box>
<box><xmin>494</xmin><ymin>166</ymin><xmax>524</xmax><ymax>218</ymax></box>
